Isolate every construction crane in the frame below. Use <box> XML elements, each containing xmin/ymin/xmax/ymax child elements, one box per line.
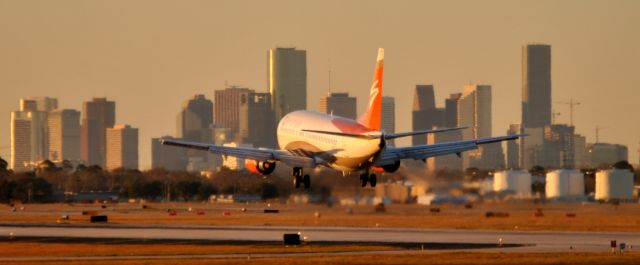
<box><xmin>551</xmin><ymin>110</ymin><xmax>561</xmax><ymax>124</ymax></box>
<box><xmin>556</xmin><ymin>98</ymin><xmax>581</xmax><ymax>126</ymax></box>
<box><xmin>595</xmin><ymin>126</ymin><xmax>607</xmax><ymax>143</ymax></box>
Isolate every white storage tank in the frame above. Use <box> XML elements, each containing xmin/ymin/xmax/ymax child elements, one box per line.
<box><xmin>546</xmin><ymin>169</ymin><xmax>585</xmax><ymax>198</ymax></box>
<box><xmin>546</xmin><ymin>170</ymin><xmax>569</xmax><ymax>198</ymax></box>
<box><xmin>595</xmin><ymin>169</ymin><xmax>634</xmax><ymax>201</ymax></box>
<box><xmin>494</xmin><ymin>170</ymin><xmax>532</xmax><ymax>196</ymax></box>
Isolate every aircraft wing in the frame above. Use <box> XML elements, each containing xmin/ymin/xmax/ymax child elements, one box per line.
<box><xmin>161</xmin><ymin>139</ymin><xmax>316</xmax><ymax>168</ymax></box>
<box><xmin>374</xmin><ymin>134</ymin><xmax>524</xmax><ymax>166</ymax></box>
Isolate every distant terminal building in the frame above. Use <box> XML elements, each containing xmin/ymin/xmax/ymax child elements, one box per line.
<box><xmin>222</xmin><ymin>142</ymin><xmax>252</xmax><ymax>170</ymax></box>
<box><xmin>268</xmin><ymin>47</ymin><xmax>307</xmax><ymax>122</ymax></box>
<box><xmin>48</xmin><ymin>109</ymin><xmax>81</xmax><ymax>161</ymax></box>
<box><xmin>319</xmin><ymin>92</ymin><xmax>357</xmax><ymax>120</ymax></box>
<box><xmin>106</xmin><ymin>124</ymin><xmax>138</xmax><ymax>170</ymax></box>
<box><xmin>81</xmin><ymin>97</ymin><xmax>115</xmax><ymax>167</ymax></box>
<box><xmin>587</xmin><ymin>143</ymin><xmax>628</xmax><ymax>168</ymax></box>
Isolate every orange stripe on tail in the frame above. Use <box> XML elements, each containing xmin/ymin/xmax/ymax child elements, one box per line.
<box><xmin>357</xmin><ymin>48</ymin><xmax>384</xmax><ymax>130</ymax></box>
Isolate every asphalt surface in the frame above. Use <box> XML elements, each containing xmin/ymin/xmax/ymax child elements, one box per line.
<box><xmin>1</xmin><ymin>224</ymin><xmax>638</xmax><ymax>254</ymax></box>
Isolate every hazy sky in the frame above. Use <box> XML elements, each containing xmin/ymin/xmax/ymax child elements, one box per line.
<box><xmin>1</xmin><ymin>0</ymin><xmax>639</xmax><ymax>169</ymax></box>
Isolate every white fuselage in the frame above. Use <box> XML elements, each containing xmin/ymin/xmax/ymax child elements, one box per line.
<box><xmin>277</xmin><ymin>111</ymin><xmax>383</xmax><ymax>172</ymax></box>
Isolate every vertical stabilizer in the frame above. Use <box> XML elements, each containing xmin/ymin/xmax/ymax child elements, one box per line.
<box><xmin>357</xmin><ymin>48</ymin><xmax>384</xmax><ymax>130</ymax></box>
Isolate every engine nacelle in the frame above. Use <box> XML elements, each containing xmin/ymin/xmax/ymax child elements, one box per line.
<box><xmin>245</xmin><ymin>160</ymin><xmax>276</xmax><ymax>175</ymax></box>
<box><xmin>372</xmin><ymin>160</ymin><xmax>401</xmax><ymax>173</ymax></box>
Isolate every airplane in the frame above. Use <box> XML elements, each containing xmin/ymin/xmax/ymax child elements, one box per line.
<box><xmin>162</xmin><ymin>48</ymin><xmax>524</xmax><ymax>189</ymax></box>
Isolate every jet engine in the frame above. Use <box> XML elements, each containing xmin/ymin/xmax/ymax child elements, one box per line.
<box><xmin>372</xmin><ymin>160</ymin><xmax>401</xmax><ymax>173</ymax></box>
<box><xmin>245</xmin><ymin>160</ymin><xmax>276</xmax><ymax>175</ymax></box>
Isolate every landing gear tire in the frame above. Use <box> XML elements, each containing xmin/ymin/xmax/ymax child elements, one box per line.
<box><xmin>360</xmin><ymin>173</ymin><xmax>369</xmax><ymax>187</ymax></box>
<box><xmin>292</xmin><ymin>167</ymin><xmax>303</xmax><ymax>189</ymax></box>
<box><xmin>369</xmin><ymin>174</ymin><xmax>377</xmax><ymax>187</ymax></box>
<box><xmin>303</xmin><ymin>174</ymin><xmax>311</xmax><ymax>189</ymax></box>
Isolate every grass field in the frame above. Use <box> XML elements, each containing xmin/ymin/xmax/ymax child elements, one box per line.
<box><xmin>1</xmin><ymin>202</ymin><xmax>639</xmax><ymax>232</ymax></box>
<box><xmin>1</xmin><ymin>250</ymin><xmax>639</xmax><ymax>265</ymax></box>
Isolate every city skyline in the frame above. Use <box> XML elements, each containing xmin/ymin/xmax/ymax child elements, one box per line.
<box><xmin>1</xmin><ymin>0</ymin><xmax>638</xmax><ymax>169</ymax></box>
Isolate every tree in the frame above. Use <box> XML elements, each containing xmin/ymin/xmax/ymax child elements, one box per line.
<box><xmin>0</xmin><ymin>156</ymin><xmax>8</xmax><ymax>173</ymax></box>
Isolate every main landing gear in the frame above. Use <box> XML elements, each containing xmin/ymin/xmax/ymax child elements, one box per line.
<box><xmin>359</xmin><ymin>172</ymin><xmax>377</xmax><ymax>188</ymax></box>
<box><xmin>292</xmin><ymin>167</ymin><xmax>310</xmax><ymax>189</ymax></box>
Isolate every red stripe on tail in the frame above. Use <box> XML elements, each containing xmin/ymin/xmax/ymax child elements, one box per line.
<box><xmin>357</xmin><ymin>48</ymin><xmax>384</xmax><ymax>130</ymax></box>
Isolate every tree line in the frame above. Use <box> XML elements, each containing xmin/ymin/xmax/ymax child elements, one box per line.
<box><xmin>0</xmin><ymin>157</ymin><xmax>289</xmax><ymax>203</ymax></box>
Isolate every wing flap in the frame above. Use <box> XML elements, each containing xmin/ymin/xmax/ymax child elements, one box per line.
<box><xmin>161</xmin><ymin>139</ymin><xmax>315</xmax><ymax>168</ymax></box>
<box><xmin>374</xmin><ymin>134</ymin><xmax>524</xmax><ymax>166</ymax></box>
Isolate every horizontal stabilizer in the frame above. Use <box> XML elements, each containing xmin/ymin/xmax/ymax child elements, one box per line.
<box><xmin>301</xmin><ymin>129</ymin><xmax>378</xmax><ymax>139</ymax></box>
<box><xmin>384</xmin><ymin>127</ymin><xmax>468</xmax><ymax>140</ymax></box>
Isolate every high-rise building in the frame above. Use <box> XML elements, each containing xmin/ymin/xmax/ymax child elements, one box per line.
<box><xmin>239</xmin><ymin>92</ymin><xmax>277</xmax><ymax>148</ymax></box>
<box><xmin>214</xmin><ymin>86</ymin><xmax>253</xmax><ymax>140</ymax></box>
<box><xmin>412</xmin><ymin>85</ymin><xmax>444</xmax><ymax>145</ymax></box>
<box><xmin>151</xmin><ymin>136</ymin><xmax>188</xmax><ymax>171</ymax></box>
<box><xmin>573</xmin><ymin>134</ymin><xmax>587</xmax><ymax>169</ymax></box>
<box><xmin>48</xmin><ymin>109</ymin><xmax>81</xmax><ymax>161</ymax></box>
<box><xmin>268</xmin><ymin>47</ymin><xmax>307</xmax><ymax>122</ymax></box>
<box><xmin>10</xmin><ymin>111</ymin><xmax>32</xmax><ymax>171</ymax></box>
<box><xmin>541</xmin><ymin>124</ymin><xmax>575</xmax><ymax>169</ymax></box>
<box><xmin>81</xmin><ymin>98</ymin><xmax>115</xmax><ymax>167</ymax></box>
<box><xmin>319</xmin><ymin>92</ymin><xmax>357</xmax><ymax>120</ymax></box>
<box><xmin>381</xmin><ymin>97</ymin><xmax>395</xmax><ymax>146</ymax></box>
<box><xmin>506</xmin><ymin>124</ymin><xmax>522</xmax><ymax>169</ymax></box>
<box><xmin>106</xmin><ymin>124</ymin><xmax>138</xmax><ymax>170</ymax></box>
<box><xmin>444</xmin><ymin>93</ymin><xmax>461</xmax><ymax>128</ymax></box>
<box><xmin>177</xmin><ymin>95</ymin><xmax>213</xmax><ymax>142</ymax></box>
<box><xmin>177</xmin><ymin>95</ymin><xmax>213</xmax><ymax>171</ymax></box>
<box><xmin>520</xmin><ymin>127</ymin><xmax>544</xmax><ymax>170</ymax></box>
<box><xmin>426</xmin><ymin>130</ymin><xmax>463</xmax><ymax>172</ymax></box>
<box><xmin>457</xmin><ymin>84</ymin><xmax>504</xmax><ymax>169</ymax></box>
<box><xmin>522</xmin><ymin>44</ymin><xmax>552</xmax><ymax>128</ymax></box>
<box><xmin>10</xmin><ymin>97</ymin><xmax>58</xmax><ymax>170</ymax></box>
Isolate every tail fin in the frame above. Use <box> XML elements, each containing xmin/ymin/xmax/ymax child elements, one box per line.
<box><xmin>357</xmin><ymin>48</ymin><xmax>384</xmax><ymax>130</ymax></box>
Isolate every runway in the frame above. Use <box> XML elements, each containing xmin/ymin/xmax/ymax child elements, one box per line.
<box><xmin>1</xmin><ymin>223</ymin><xmax>638</xmax><ymax>253</ymax></box>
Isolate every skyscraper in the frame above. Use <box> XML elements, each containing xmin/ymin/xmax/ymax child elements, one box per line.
<box><xmin>10</xmin><ymin>97</ymin><xmax>57</xmax><ymax>170</ymax></box>
<box><xmin>177</xmin><ymin>94</ymin><xmax>214</xmax><ymax>171</ymax></box>
<box><xmin>522</xmin><ymin>44</ymin><xmax>552</xmax><ymax>128</ymax></box>
<box><xmin>177</xmin><ymin>95</ymin><xmax>213</xmax><ymax>142</ymax></box>
<box><xmin>151</xmin><ymin>136</ymin><xmax>188</xmax><ymax>170</ymax></box>
<box><xmin>412</xmin><ymin>85</ymin><xmax>444</xmax><ymax>145</ymax></box>
<box><xmin>542</xmin><ymin>124</ymin><xmax>575</xmax><ymax>169</ymax></box>
<box><xmin>48</xmin><ymin>109</ymin><xmax>81</xmax><ymax>161</ymax></box>
<box><xmin>106</xmin><ymin>124</ymin><xmax>138</xmax><ymax>170</ymax></box>
<box><xmin>214</xmin><ymin>87</ymin><xmax>253</xmax><ymax>139</ymax></box>
<box><xmin>444</xmin><ymin>93</ymin><xmax>461</xmax><ymax>128</ymax></box>
<box><xmin>81</xmin><ymin>98</ymin><xmax>115</xmax><ymax>167</ymax></box>
<box><xmin>10</xmin><ymin>111</ymin><xmax>32</xmax><ymax>171</ymax></box>
<box><xmin>506</xmin><ymin>124</ymin><xmax>522</xmax><ymax>169</ymax></box>
<box><xmin>268</xmin><ymin>47</ymin><xmax>307</xmax><ymax>122</ymax></box>
<box><xmin>458</xmin><ymin>84</ymin><xmax>504</xmax><ymax>169</ymax></box>
<box><xmin>239</xmin><ymin>92</ymin><xmax>276</xmax><ymax>148</ymax></box>
<box><xmin>381</xmin><ymin>96</ymin><xmax>395</xmax><ymax>146</ymax></box>
<box><xmin>319</xmin><ymin>92</ymin><xmax>357</xmax><ymax>120</ymax></box>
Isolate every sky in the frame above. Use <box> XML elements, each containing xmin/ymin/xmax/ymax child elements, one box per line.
<box><xmin>0</xmin><ymin>0</ymin><xmax>638</xmax><ymax>169</ymax></box>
